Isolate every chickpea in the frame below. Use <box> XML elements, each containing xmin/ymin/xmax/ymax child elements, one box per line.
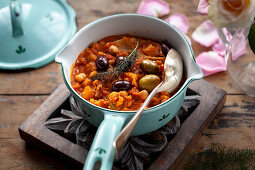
<box><xmin>116</xmin><ymin>96</ymin><xmax>124</xmax><ymax>107</ymax></box>
<box><xmin>98</xmin><ymin>51</ymin><xmax>106</xmax><ymax>56</ymax></box>
<box><xmin>85</xmin><ymin>62</ymin><xmax>97</xmax><ymax>72</ymax></box>
<box><xmin>109</xmin><ymin>45</ymin><xmax>119</xmax><ymax>55</ymax></box>
<box><xmin>119</xmin><ymin>91</ymin><xmax>128</xmax><ymax>97</ymax></box>
<box><xmin>109</xmin><ymin>92</ymin><xmax>119</xmax><ymax>102</ymax></box>
<box><xmin>89</xmin><ymin>71</ymin><xmax>97</xmax><ymax>77</ymax></box>
<box><xmin>139</xmin><ymin>90</ymin><xmax>149</xmax><ymax>100</ymax></box>
<box><xmin>82</xmin><ymin>78</ymin><xmax>92</xmax><ymax>86</ymax></box>
<box><xmin>87</xmin><ymin>53</ymin><xmax>97</xmax><ymax>61</ymax></box>
<box><xmin>82</xmin><ymin>86</ymin><xmax>94</xmax><ymax>100</ymax></box>
<box><xmin>75</xmin><ymin>73</ymin><xmax>86</xmax><ymax>82</ymax></box>
<box><xmin>108</xmin><ymin>59</ymin><xmax>115</xmax><ymax>65</ymax></box>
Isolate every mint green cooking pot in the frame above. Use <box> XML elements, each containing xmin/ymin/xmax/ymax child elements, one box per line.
<box><xmin>55</xmin><ymin>14</ymin><xmax>203</xmax><ymax>170</ymax></box>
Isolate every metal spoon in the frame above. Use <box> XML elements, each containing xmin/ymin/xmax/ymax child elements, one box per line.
<box><xmin>113</xmin><ymin>48</ymin><xmax>183</xmax><ymax>160</ymax></box>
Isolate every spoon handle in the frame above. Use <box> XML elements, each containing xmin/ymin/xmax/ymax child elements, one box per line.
<box><xmin>113</xmin><ymin>82</ymin><xmax>162</xmax><ymax>160</ymax></box>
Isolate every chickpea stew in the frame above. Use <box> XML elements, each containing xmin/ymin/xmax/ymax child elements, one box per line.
<box><xmin>71</xmin><ymin>35</ymin><xmax>175</xmax><ymax>111</ymax></box>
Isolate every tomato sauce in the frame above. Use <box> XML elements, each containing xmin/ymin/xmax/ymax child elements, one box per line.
<box><xmin>71</xmin><ymin>35</ymin><xmax>174</xmax><ymax>111</ymax></box>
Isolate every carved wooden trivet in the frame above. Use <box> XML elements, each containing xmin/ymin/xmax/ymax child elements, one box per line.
<box><xmin>45</xmin><ymin>88</ymin><xmax>199</xmax><ymax>169</ymax></box>
<box><xmin>19</xmin><ymin>80</ymin><xmax>226</xmax><ymax>170</ymax></box>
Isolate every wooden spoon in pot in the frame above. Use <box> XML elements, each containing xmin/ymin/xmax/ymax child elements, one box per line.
<box><xmin>113</xmin><ymin>48</ymin><xmax>183</xmax><ymax>160</ymax></box>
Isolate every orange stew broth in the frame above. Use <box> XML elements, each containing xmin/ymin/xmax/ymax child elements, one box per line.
<box><xmin>71</xmin><ymin>35</ymin><xmax>176</xmax><ymax>111</ymax></box>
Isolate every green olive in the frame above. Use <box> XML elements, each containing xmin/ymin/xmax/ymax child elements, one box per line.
<box><xmin>138</xmin><ymin>75</ymin><xmax>161</xmax><ymax>92</ymax></box>
<box><xmin>140</xmin><ymin>59</ymin><xmax>159</xmax><ymax>74</ymax></box>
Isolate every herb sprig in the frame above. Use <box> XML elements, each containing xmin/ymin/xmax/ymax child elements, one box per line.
<box><xmin>184</xmin><ymin>144</ymin><xmax>255</xmax><ymax>170</ymax></box>
<box><xmin>92</xmin><ymin>39</ymin><xmax>140</xmax><ymax>81</ymax></box>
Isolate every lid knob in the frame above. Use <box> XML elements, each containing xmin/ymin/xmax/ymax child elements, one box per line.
<box><xmin>10</xmin><ymin>0</ymin><xmax>24</xmax><ymax>37</ymax></box>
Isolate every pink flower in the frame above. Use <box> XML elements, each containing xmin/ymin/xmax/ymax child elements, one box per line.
<box><xmin>197</xmin><ymin>0</ymin><xmax>209</xmax><ymax>15</ymax></box>
<box><xmin>136</xmin><ymin>0</ymin><xmax>170</xmax><ymax>17</ymax></box>
<box><xmin>208</xmin><ymin>0</ymin><xmax>255</xmax><ymax>28</ymax></box>
<box><xmin>165</xmin><ymin>13</ymin><xmax>189</xmax><ymax>33</ymax></box>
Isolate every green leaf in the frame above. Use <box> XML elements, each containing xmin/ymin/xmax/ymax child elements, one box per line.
<box><xmin>248</xmin><ymin>23</ymin><xmax>255</xmax><ymax>54</ymax></box>
<box><xmin>184</xmin><ymin>144</ymin><xmax>255</xmax><ymax>170</ymax></box>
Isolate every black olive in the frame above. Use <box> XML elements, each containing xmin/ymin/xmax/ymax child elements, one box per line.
<box><xmin>115</xmin><ymin>56</ymin><xmax>126</xmax><ymax>65</ymax></box>
<box><xmin>96</xmin><ymin>55</ymin><xmax>109</xmax><ymax>71</ymax></box>
<box><xmin>161</xmin><ymin>41</ymin><xmax>171</xmax><ymax>56</ymax></box>
<box><xmin>112</xmin><ymin>81</ymin><xmax>132</xmax><ymax>92</ymax></box>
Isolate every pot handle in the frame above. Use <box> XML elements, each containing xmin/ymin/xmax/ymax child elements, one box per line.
<box><xmin>83</xmin><ymin>114</ymin><xmax>126</xmax><ymax>170</ymax></box>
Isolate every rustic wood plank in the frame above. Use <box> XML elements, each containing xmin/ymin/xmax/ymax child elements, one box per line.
<box><xmin>149</xmin><ymin>80</ymin><xmax>226</xmax><ymax>170</ymax></box>
<box><xmin>176</xmin><ymin>94</ymin><xmax>255</xmax><ymax>169</ymax></box>
<box><xmin>0</xmin><ymin>63</ymin><xmax>62</xmax><ymax>95</ymax></box>
<box><xmin>0</xmin><ymin>95</ymin><xmax>47</xmax><ymax>139</ymax></box>
<box><xmin>1</xmin><ymin>0</ymin><xmax>254</xmax><ymax>170</ymax></box>
<box><xmin>18</xmin><ymin>79</ymin><xmax>226</xmax><ymax>170</ymax></box>
<box><xmin>18</xmin><ymin>84</ymin><xmax>90</xmax><ymax>169</ymax></box>
<box><xmin>192</xmin><ymin>94</ymin><xmax>255</xmax><ymax>149</ymax></box>
<box><xmin>3</xmin><ymin>93</ymin><xmax>253</xmax><ymax>170</ymax></box>
<box><xmin>3</xmin><ymin>88</ymin><xmax>253</xmax><ymax>170</ymax></box>
<box><xmin>0</xmin><ymin>0</ymin><xmax>245</xmax><ymax>95</ymax></box>
<box><xmin>0</xmin><ymin>138</ymin><xmax>69</xmax><ymax>170</ymax></box>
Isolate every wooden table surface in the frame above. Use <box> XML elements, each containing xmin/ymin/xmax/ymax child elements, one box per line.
<box><xmin>1</xmin><ymin>0</ymin><xmax>254</xmax><ymax>169</ymax></box>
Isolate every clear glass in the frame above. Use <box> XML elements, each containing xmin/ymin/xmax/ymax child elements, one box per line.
<box><xmin>217</xmin><ymin>26</ymin><xmax>255</xmax><ymax>97</ymax></box>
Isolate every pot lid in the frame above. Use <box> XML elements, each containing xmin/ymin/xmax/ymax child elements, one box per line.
<box><xmin>0</xmin><ymin>0</ymin><xmax>76</xmax><ymax>70</ymax></box>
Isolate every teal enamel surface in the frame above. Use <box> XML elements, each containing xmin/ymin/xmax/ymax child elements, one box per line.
<box><xmin>83</xmin><ymin>114</ymin><xmax>126</xmax><ymax>170</ymax></box>
<box><xmin>57</xmin><ymin>14</ymin><xmax>204</xmax><ymax>170</ymax></box>
<box><xmin>0</xmin><ymin>0</ymin><xmax>76</xmax><ymax>70</ymax></box>
<box><xmin>10</xmin><ymin>0</ymin><xmax>23</xmax><ymax>37</ymax></box>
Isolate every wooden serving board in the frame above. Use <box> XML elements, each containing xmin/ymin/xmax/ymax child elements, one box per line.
<box><xmin>19</xmin><ymin>80</ymin><xmax>226</xmax><ymax>169</ymax></box>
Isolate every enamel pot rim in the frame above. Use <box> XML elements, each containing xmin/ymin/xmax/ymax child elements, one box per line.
<box><xmin>56</xmin><ymin>13</ymin><xmax>203</xmax><ymax>115</ymax></box>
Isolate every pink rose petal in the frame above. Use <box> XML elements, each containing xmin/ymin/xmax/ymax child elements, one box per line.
<box><xmin>192</xmin><ymin>20</ymin><xmax>219</xmax><ymax>47</ymax></box>
<box><xmin>196</xmin><ymin>51</ymin><xmax>226</xmax><ymax>77</ymax></box>
<box><xmin>165</xmin><ymin>13</ymin><xmax>189</xmax><ymax>33</ymax></box>
<box><xmin>136</xmin><ymin>0</ymin><xmax>170</xmax><ymax>17</ymax></box>
<box><xmin>197</xmin><ymin>0</ymin><xmax>209</xmax><ymax>15</ymax></box>
<box><xmin>231</xmin><ymin>30</ymin><xmax>248</xmax><ymax>61</ymax></box>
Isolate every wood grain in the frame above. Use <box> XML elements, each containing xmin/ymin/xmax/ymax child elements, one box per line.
<box><xmin>149</xmin><ymin>80</ymin><xmax>226</xmax><ymax>170</ymax></box>
<box><xmin>0</xmin><ymin>95</ymin><xmax>47</xmax><ymax>139</ymax></box>
<box><xmin>193</xmin><ymin>94</ymin><xmax>255</xmax><ymax>149</ymax></box>
<box><xmin>0</xmin><ymin>63</ymin><xmax>62</xmax><ymax>95</ymax></box>
<box><xmin>1</xmin><ymin>0</ymin><xmax>255</xmax><ymax>169</ymax></box>
<box><xmin>177</xmin><ymin>95</ymin><xmax>255</xmax><ymax>169</ymax></box>
<box><xmin>2</xmin><ymin>93</ymin><xmax>253</xmax><ymax>170</ymax></box>
<box><xmin>0</xmin><ymin>138</ymin><xmax>69</xmax><ymax>170</ymax></box>
<box><xmin>19</xmin><ymin>80</ymin><xmax>226</xmax><ymax>170</ymax></box>
<box><xmin>0</xmin><ymin>0</ymin><xmax>244</xmax><ymax>95</ymax></box>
